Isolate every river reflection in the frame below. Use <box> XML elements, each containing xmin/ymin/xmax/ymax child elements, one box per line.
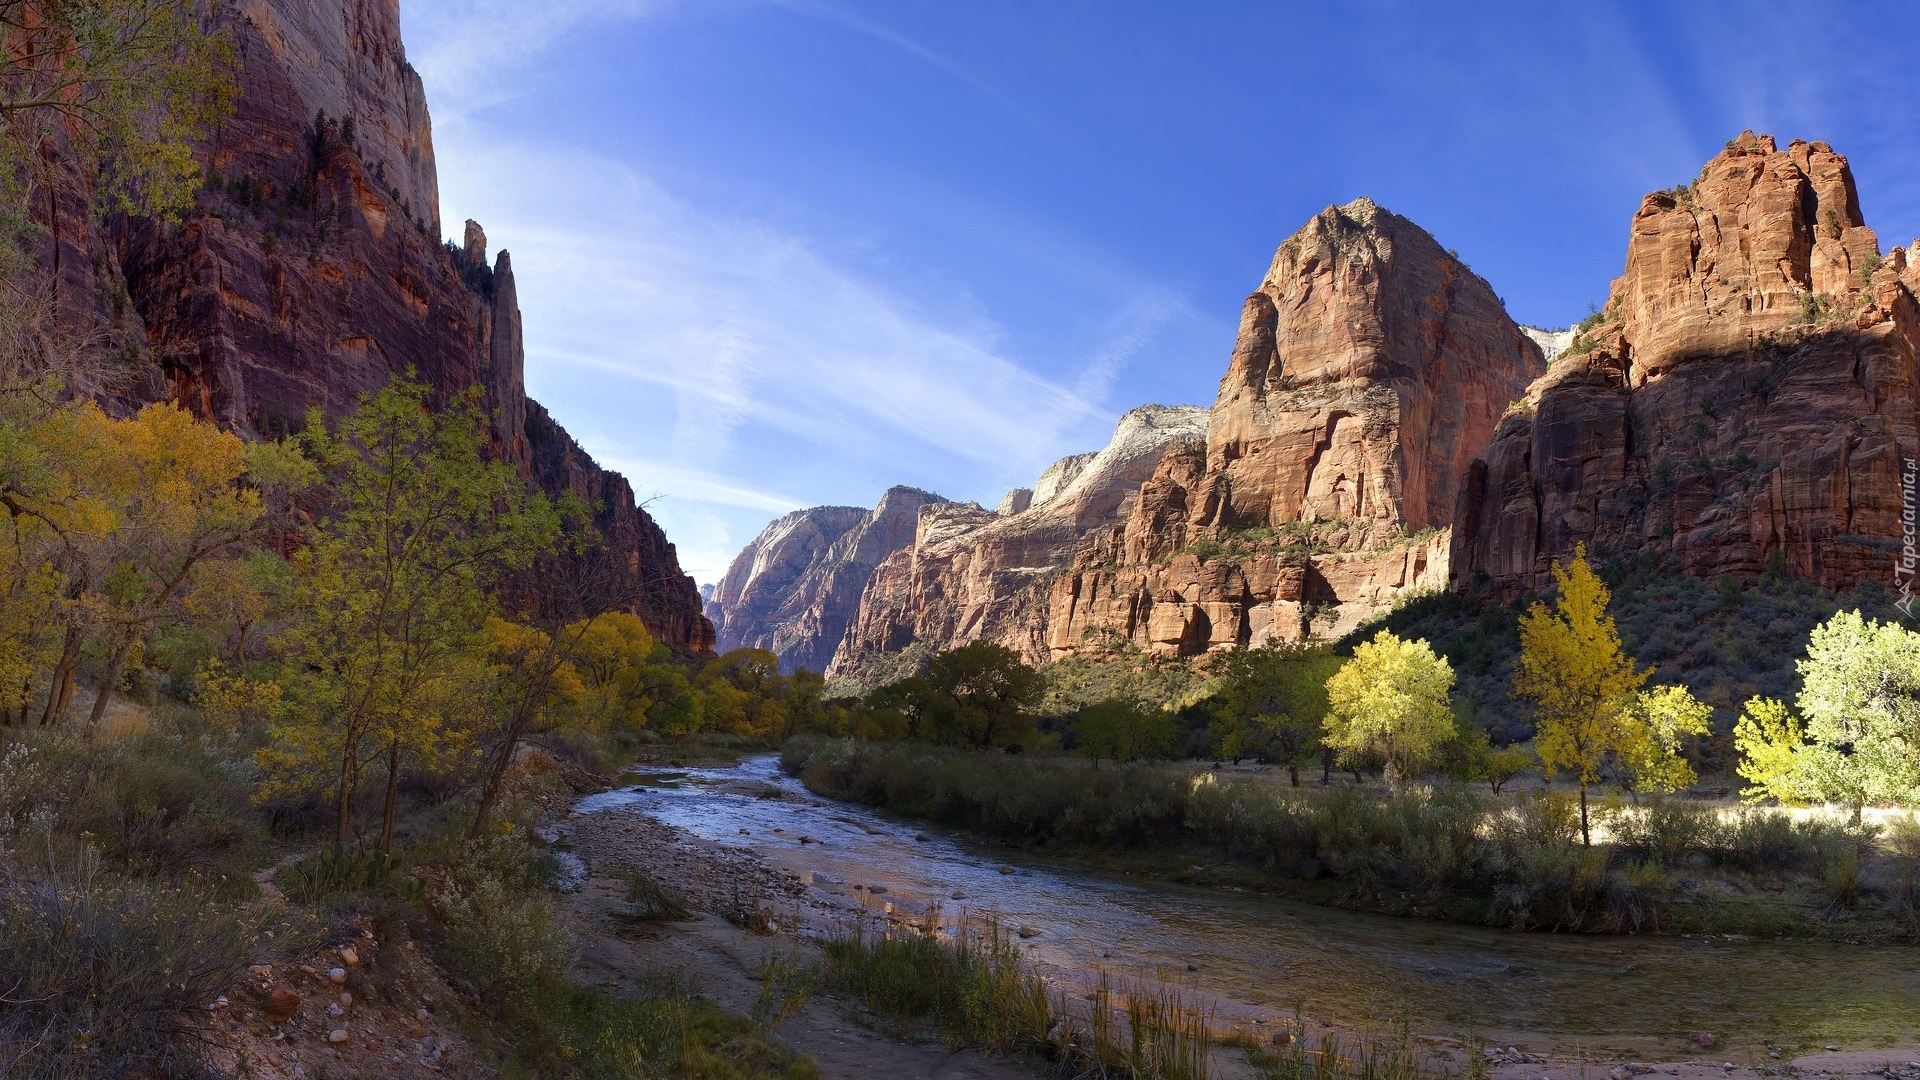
<box><xmin>574</xmin><ymin>755</ymin><xmax>1920</xmax><ymax>1056</ymax></box>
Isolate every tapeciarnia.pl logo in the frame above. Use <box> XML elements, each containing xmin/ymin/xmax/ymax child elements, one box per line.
<box><xmin>1899</xmin><ymin>457</ymin><xmax>1918</xmax><ymax>618</ymax></box>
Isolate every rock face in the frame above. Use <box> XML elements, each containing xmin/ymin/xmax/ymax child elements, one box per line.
<box><xmin>706</xmin><ymin>487</ymin><xmax>949</xmax><ymax>673</ymax></box>
<box><xmin>1200</xmin><ymin>198</ymin><xmax>1542</xmax><ymax>540</ymax></box>
<box><xmin>1452</xmin><ymin>133</ymin><xmax>1920</xmax><ymax>594</ymax></box>
<box><xmin>747</xmin><ymin>200</ymin><xmax>1544</xmax><ymax>682</ymax></box>
<box><xmin>827</xmin><ymin>406</ymin><xmax>1210</xmax><ymax>680</ymax></box>
<box><xmin>1045</xmin><ymin>199</ymin><xmax>1543</xmax><ymax>658</ymax></box>
<box><xmin>59</xmin><ymin>0</ymin><xmax>712</xmax><ymax>650</ymax></box>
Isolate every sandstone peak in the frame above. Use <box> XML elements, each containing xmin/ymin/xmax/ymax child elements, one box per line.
<box><xmin>1024</xmin><ymin>405</ymin><xmax>1209</xmax><ymax>526</ymax></box>
<box><xmin>1581</xmin><ymin>130</ymin><xmax>1883</xmax><ymax>387</ymax></box>
<box><xmin>1452</xmin><ymin>132</ymin><xmax>1920</xmax><ymax>594</ymax></box>
<box><xmin>463</xmin><ymin>219</ymin><xmax>487</xmax><ymax>265</ymax></box>
<box><xmin>1212</xmin><ymin>200</ymin><xmax>1544</xmax><ymax>534</ymax></box>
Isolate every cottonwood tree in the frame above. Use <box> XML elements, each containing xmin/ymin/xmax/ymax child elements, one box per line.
<box><xmin>1513</xmin><ymin>546</ymin><xmax>1703</xmax><ymax>845</ymax></box>
<box><xmin>1618</xmin><ymin>683</ymin><xmax>1713</xmax><ymax>794</ymax></box>
<box><xmin>1323</xmin><ymin>630</ymin><xmax>1456</xmax><ymax>786</ymax></box>
<box><xmin>81</xmin><ymin>405</ymin><xmax>311</xmax><ymax>732</ymax></box>
<box><xmin>1735</xmin><ymin>611</ymin><xmax>1920</xmax><ymax>822</ymax></box>
<box><xmin>1071</xmin><ymin>698</ymin><xmax>1177</xmax><ymax>767</ymax></box>
<box><xmin>922</xmin><ymin>641</ymin><xmax>1043</xmax><ymax>749</ymax></box>
<box><xmin>262</xmin><ymin>380</ymin><xmax>558</xmax><ymax>852</ymax></box>
<box><xmin>1211</xmin><ymin>642</ymin><xmax>1342</xmax><ymax>785</ymax></box>
<box><xmin>467</xmin><ymin>533</ymin><xmax>671</xmax><ymax>840</ymax></box>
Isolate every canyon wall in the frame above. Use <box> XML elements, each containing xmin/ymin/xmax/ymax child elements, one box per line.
<box><xmin>1451</xmin><ymin>133</ymin><xmax>1920</xmax><ymax>595</ymax></box>
<box><xmin>740</xmin><ymin>200</ymin><xmax>1542</xmax><ymax>683</ymax></box>
<box><xmin>707</xmin><ymin>486</ymin><xmax>949</xmax><ymax>673</ymax></box>
<box><xmin>1047</xmin><ymin>198</ymin><xmax>1543</xmax><ymax>659</ymax></box>
<box><xmin>826</xmin><ymin>405</ymin><xmax>1209</xmax><ymax>682</ymax></box>
<box><xmin>53</xmin><ymin>0</ymin><xmax>712</xmax><ymax>649</ymax></box>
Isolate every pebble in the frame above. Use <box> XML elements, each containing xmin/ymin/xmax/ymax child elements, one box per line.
<box><xmin>328</xmin><ymin>1003</ymin><xmax>344</xmax><ymax>1017</ymax></box>
<box><xmin>799</xmin><ymin>835</ymin><xmax>817</xmax><ymax>844</ymax></box>
<box><xmin>338</xmin><ymin>992</ymin><xmax>353</xmax><ymax>1007</ymax></box>
<box><xmin>339</xmin><ymin>946</ymin><xmax>358</xmax><ymax>966</ymax></box>
<box><xmin>265</xmin><ymin>989</ymin><xmax>301</xmax><ymax>1017</ymax></box>
<box><xmin>951</xmin><ymin>890</ymin><xmax>967</xmax><ymax>900</ymax></box>
<box><xmin>328</xmin><ymin>1029</ymin><xmax>348</xmax><ymax>1044</ymax></box>
<box><xmin>998</xmin><ymin>866</ymin><xmax>1015</xmax><ymax>875</ymax></box>
<box><xmin>327</xmin><ymin>968</ymin><xmax>348</xmax><ymax>985</ymax></box>
<box><xmin>1699</xmin><ymin>1033</ymin><xmax>1717</xmax><ymax>1048</ymax></box>
<box><xmin>417</xmin><ymin>1007</ymin><xmax>431</xmax><ymax>1021</ymax></box>
<box><xmin>914</xmin><ymin>834</ymin><xmax>930</xmax><ymax>842</ymax></box>
<box><xmin>1827</xmin><ymin>1045</ymin><xmax>1841</xmax><ymax>1052</ymax></box>
<box><xmin>249</xmin><ymin>964</ymin><xmax>273</xmax><ymax>978</ymax></box>
<box><xmin>1017</xmin><ymin>925</ymin><xmax>1041</xmax><ymax>938</ymax></box>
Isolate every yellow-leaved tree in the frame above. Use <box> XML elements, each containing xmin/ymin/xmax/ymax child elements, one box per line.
<box><xmin>262</xmin><ymin>380</ymin><xmax>558</xmax><ymax>852</ymax></box>
<box><xmin>1514</xmin><ymin>546</ymin><xmax>1707</xmax><ymax>845</ymax></box>
<box><xmin>1323</xmin><ymin>630</ymin><xmax>1456</xmax><ymax>786</ymax></box>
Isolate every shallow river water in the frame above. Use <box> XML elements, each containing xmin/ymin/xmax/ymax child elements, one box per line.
<box><xmin>574</xmin><ymin>755</ymin><xmax>1920</xmax><ymax>1057</ymax></box>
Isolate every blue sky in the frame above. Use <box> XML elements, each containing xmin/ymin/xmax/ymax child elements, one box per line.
<box><xmin>401</xmin><ymin>0</ymin><xmax>1920</xmax><ymax>585</ymax></box>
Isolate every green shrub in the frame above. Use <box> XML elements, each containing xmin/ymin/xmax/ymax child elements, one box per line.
<box><xmin>0</xmin><ymin>853</ymin><xmax>298</xmax><ymax>1080</ymax></box>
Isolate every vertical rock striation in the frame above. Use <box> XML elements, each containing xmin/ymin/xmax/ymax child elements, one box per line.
<box><xmin>1451</xmin><ymin>133</ymin><xmax>1920</xmax><ymax>593</ymax></box>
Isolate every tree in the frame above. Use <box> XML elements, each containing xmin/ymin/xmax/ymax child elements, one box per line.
<box><xmin>1617</xmin><ymin>684</ymin><xmax>1712</xmax><ymax>793</ymax></box>
<box><xmin>261</xmin><ymin>380</ymin><xmax>558</xmax><ymax>852</ymax></box>
<box><xmin>922</xmin><ymin>642</ymin><xmax>1042</xmax><ymax>749</ymax></box>
<box><xmin>82</xmin><ymin>404</ymin><xmax>291</xmax><ymax>732</ymax></box>
<box><xmin>1323</xmin><ymin>630</ymin><xmax>1456</xmax><ymax>785</ymax></box>
<box><xmin>1071</xmin><ymin>698</ymin><xmax>1177</xmax><ymax>767</ymax></box>
<box><xmin>1735</xmin><ymin>612</ymin><xmax>1920</xmax><ymax>821</ymax></box>
<box><xmin>863</xmin><ymin>676</ymin><xmax>937</xmax><ymax>741</ymax></box>
<box><xmin>182</xmin><ymin>548</ymin><xmax>293</xmax><ymax>665</ymax></box>
<box><xmin>1512</xmin><ymin>546</ymin><xmax>1649</xmax><ymax>845</ymax></box>
<box><xmin>1733</xmin><ymin>696</ymin><xmax>1813</xmax><ymax>807</ymax></box>
<box><xmin>1211</xmin><ymin>642</ymin><xmax>1341</xmax><ymax>785</ymax></box>
<box><xmin>0</xmin><ymin>0</ymin><xmax>238</xmax><ymax>259</ymax></box>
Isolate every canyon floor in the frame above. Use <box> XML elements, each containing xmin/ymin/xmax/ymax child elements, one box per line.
<box><xmin>560</xmin><ymin>792</ymin><xmax>1920</xmax><ymax>1080</ymax></box>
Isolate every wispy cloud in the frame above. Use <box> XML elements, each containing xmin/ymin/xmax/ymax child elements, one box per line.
<box><xmin>430</xmin><ymin>128</ymin><xmax>1141</xmax><ymax>580</ymax></box>
<box><xmin>404</xmin><ymin>0</ymin><xmax>671</xmax><ymax>117</ymax></box>
<box><xmin>764</xmin><ymin>0</ymin><xmax>1048</xmax><ymax>130</ymax></box>
<box><xmin>405</xmin><ymin>0</ymin><xmax>1193</xmax><ymax>583</ymax></box>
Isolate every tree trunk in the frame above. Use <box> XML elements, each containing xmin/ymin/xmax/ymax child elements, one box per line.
<box><xmin>1289</xmin><ymin>764</ymin><xmax>1300</xmax><ymax>787</ymax></box>
<box><xmin>84</xmin><ymin>627</ymin><xmax>138</xmax><ymax>735</ymax></box>
<box><xmin>1579</xmin><ymin>783</ymin><xmax>1591</xmax><ymax>847</ymax></box>
<box><xmin>1321</xmin><ymin>748</ymin><xmax>1333</xmax><ymax>785</ymax></box>
<box><xmin>380</xmin><ymin>740</ymin><xmax>401</xmax><ymax>853</ymax></box>
<box><xmin>40</xmin><ymin>623</ymin><xmax>84</xmax><ymax>726</ymax></box>
<box><xmin>335</xmin><ymin>740</ymin><xmax>358</xmax><ymax>851</ymax></box>
<box><xmin>469</xmin><ymin>650</ymin><xmax>560</xmax><ymax>840</ymax></box>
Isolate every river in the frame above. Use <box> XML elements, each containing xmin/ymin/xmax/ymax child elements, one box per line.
<box><xmin>574</xmin><ymin>755</ymin><xmax>1920</xmax><ymax>1058</ymax></box>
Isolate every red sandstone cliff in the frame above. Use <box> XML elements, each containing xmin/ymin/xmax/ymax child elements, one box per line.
<box><xmin>41</xmin><ymin>0</ymin><xmax>711</xmax><ymax>650</ymax></box>
<box><xmin>1451</xmin><ymin>133</ymin><xmax>1920</xmax><ymax>593</ymax></box>
<box><xmin>1046</xmin><ymin>199</ymin><xmax>1543</xmax><ymax>660</ymax></box>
